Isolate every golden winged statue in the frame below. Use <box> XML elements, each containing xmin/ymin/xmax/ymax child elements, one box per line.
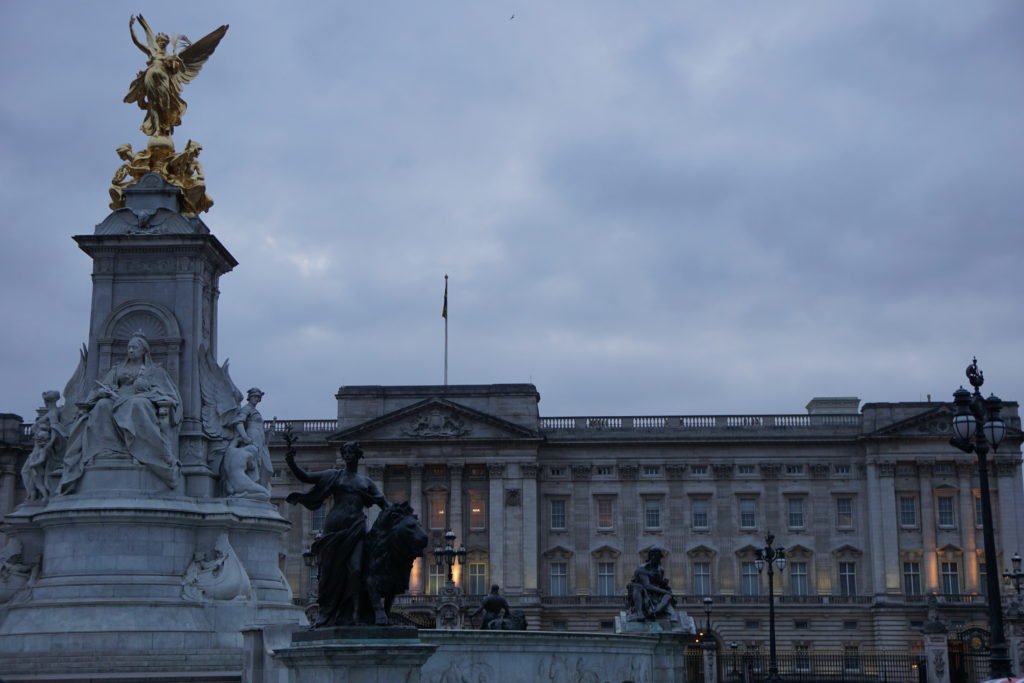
<box><xmin>124</xmin><ymin>15</ymin><xmax>228</xmax><ymax>138</ymax></box>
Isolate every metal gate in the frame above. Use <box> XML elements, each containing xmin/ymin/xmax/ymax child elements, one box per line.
<box><xmin>949</xmin><ymin>627</ymin><xmax>991</xmax><ymax>683</ymax></box>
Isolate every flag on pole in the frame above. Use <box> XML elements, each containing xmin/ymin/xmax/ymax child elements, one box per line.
<box><xmin>442</xmin><ymin>274</ymin><xmax>448</xmax><ymax>319</ymax></box>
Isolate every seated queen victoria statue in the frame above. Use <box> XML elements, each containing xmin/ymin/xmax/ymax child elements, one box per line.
<box><xmin>59</xmin><ymin>333</ymin><xmax>182</xmax><ymax>494</ymax></box>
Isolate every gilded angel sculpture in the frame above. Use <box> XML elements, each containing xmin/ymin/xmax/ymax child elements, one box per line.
<box><xmin>124</xmin><ymin>15</ymin><xmax>228</xmax><ymax>138</ymax></box>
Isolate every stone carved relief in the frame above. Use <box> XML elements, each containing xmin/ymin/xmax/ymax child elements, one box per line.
<box><xmin>571</xmin><ymin>464</ymin><xmax>592</xmax><ymax>481</ymax></box>
<box><xmin>181</xmin><ymin>533</ymin><xmax>252</xmax><ymax>602</ymax></box>
<box><xmin>520</xmin><ymin>463</ymin><xmax>539</xmax><ymax>479</ymax></box>
<box><xmin>712</xmin><ymin>463</ymin><xmax>734</xmax><ymax>479</ymax></box>
<box><xmin>0</xmin><ymin>538</ymin><xmax>39</xmax><ymax>605</ymax></box>
<box><xmin>486</xmin><ymin>463</ymin><xmax>505</xmax><ymax>478</ymax></box>
<box><xmin>618</xmin><ymin>464</ymin><xmax>639</xmax><ymax>481</ymax></box>
<box><xmin>933</xmin><ymin>648</ymin><xmax>946</xmax><ymax>680</ymax></box>
<box><xmin>665</xmin><ymin>464</ymin><xmax>687</xmax><ymax>480</ymax></box>
<box><xmin>809</xmin><ymin>463</ymin><xmax>830</xmax><ymax>479</ymax></box>
<box><xmin>401</xmin><ymin>409</ymin><xmax>471</xmax><ymax>438</ymax></box>
<box><xmin>760</xmin><ymin>463</ymin><xmax>781</xmax><ymax>479</ymax></box>
<box><xmin>505</xmin><ymin>488</ymin><xmax>521</xmax><ymax>507</ymax></box>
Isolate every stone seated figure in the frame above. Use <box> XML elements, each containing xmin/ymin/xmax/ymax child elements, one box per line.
<box><xmin>625</xmin><ymin>547</ymin><xmax>683</xmax><ymax>629</ymax></box>
<box><xmin>58</xmin><ymin>333</ymin><xmax>181</xmax><ymax>495</ymax></box>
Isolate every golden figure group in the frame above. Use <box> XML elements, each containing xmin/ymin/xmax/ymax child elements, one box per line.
<box><xmin>110</xmin><ymin>16</ymin><xmax>227</xmax><ymax>215</ymax></box>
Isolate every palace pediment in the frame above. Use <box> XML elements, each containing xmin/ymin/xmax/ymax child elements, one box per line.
<box><xmin>328</xmin><ymin>397</ymin><xmax>541</xmax><ymax>443</ymax></box>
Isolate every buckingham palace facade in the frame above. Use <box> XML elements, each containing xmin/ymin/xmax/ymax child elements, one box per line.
<box><xmin>263</xmin><ymin>383</ymin><xmax>1024</xmax><ymax>653</ymax></box>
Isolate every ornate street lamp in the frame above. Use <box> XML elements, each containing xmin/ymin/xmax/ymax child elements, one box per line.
<box><xmin>432</xmin><ymin>529</ymin><xmax>467</xmax><ymax>585</ymax></box>
<box><xmin>703</xmin><ymin>596</ymin><xmax>714</xmax><ymax>639</ymax></box>
<box><xmin>756</xmin><ymin>532</ymin><xmax>786</xmax><ymax>683</ymax></box>
<box><xmin>1004</xmin><ymin>553</ymin><xmax>1024</xmax><ymax>596</ymax></box>
<box><xmin>949</xmin><ymin>358</ymin><xmax>1012</xmax><ymax>678</ymax></box>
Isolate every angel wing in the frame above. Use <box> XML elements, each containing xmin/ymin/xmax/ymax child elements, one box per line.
<box><xmin>176</xmin><ymin>24</ymin><xmax>229</xmax><ymax>85</ymax></box>
<box><xmin>198</xmin><ymin>343</ymin><xmax>243</xmax><ymax>438</ymax></box>
<box><xmin>59</xmin><ymin>344</ymin><xmax>89</xmax><ymax>427</ymax></box>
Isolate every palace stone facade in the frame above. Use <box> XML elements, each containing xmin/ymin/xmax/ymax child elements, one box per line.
<box><xmin>3</xmin><ymin>382</ymin><xmax>1022</xmax><ymax>657</ymax></box>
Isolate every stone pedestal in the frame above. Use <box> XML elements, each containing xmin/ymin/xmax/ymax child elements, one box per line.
<box><xmin>275</xmin><ymin>627</ymin><xmax>437</xmax><ymax>683</ymax></box>
<box><xmin>924</xmin><ymin>627</ymin><xmax>951</xmax><ymax>683</ymax></box>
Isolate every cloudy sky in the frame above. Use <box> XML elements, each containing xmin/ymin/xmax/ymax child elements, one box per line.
<box><xmin>2</xmin><ymin>2</ymin><xmax>1022</xmax><ymax>423</ymax></box>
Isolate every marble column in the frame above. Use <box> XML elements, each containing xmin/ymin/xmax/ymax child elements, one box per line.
<box><xmin>448</xmin><ymin>463</ymin><xmax>463</xmax><ymax>589</ymax></box>
<box><xmin>521</xmin><ymin>463</ymin><xmax>539</xmax><ymax>594</ymax></box>
<box><xmin>410</xmin><ymin>464</ymin><xmax>425</xmax><ymax>595</ymax></box>
<box><xmin>487</xmin><ymin>463</ymin><xmax>506</xmax><ymax>590</ymax></box>
<box><xmin>877</xmin><ymin>462</ymin><xmax>901</xmax><ymax>593</ymax></box>
<box><xmin>865</xmin><ymin>462</ymin><xmax>886</xmax><ymax>595</ymax></box>
<box><xmin>919</xmin><ymin>462</ymin><xmax>939</xmax><ymax>591</ymax></box>
<box><xmin>957</xmin><ymin>463</ymin><xmax>979</xmax><ymax>592</ymax></box>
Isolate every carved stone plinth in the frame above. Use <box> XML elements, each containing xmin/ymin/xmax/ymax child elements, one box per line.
<box><xmin>275</xmin><ymin>626</ymin><xmax>437</xmax><ymax>683</ymax></box>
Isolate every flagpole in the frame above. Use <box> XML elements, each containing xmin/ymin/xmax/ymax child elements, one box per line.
<box><xmin>443</xmin><ymin>274</ymin><xmax>449</xmax><ymax>386</ymax></box>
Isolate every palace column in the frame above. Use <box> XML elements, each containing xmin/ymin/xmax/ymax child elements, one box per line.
<box><xmin>487</xmin><ymin>463</ymin><xmax>506</xmax><ymax>589</ymax></box>
<box><xmin>409</xmin><ymin>463</ymin><xmax>425</xmax><ymax>594</ymax></box>
<box><xmin>957</xmin><ymin>462</ymin><xmax>979</xmax><ymax>591</ymax></box>
<box><xmin>448</xmin><ymin>462</ymin><xmax>463</xmax><ymax>587</ymax></box>
<box><xmin>919</xmin><ymin>462</ymin><xmax>939</xmax><ymax>591</ymax></box>
<box><xmin>521</xmin><ymin>463</ymin><xmax>539</xmax><ymax>594</ymax></box>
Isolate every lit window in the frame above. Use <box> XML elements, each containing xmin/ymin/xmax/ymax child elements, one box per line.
<box><xmin>739</xmin><ymin>499</ymin><xmax>757</xmax><ymax>529</ymax></box>
<box><xmin>790</xmin><ymin>562</ymin><xmax>808</xmax><ymax>595</ymax></box>
<box><xmin>838</xmin><ymin>562</ymin><xmax>857</xmax><ymax>596</ymax></box>
<box><xmin>550</xmin><ymin>499</ymin><xmax>566</xmax><ymax>530</ymax></box>
<box><xmin>899</xmin><ymin>496</ymin><xmax>917</xmax><ymax>527</ymax></box>
<box><xmin>468</xmin><ymin>562</ymin><xmax>488</xmax><ymax>595</ymax></box>
<box><xmin>597</xmin><ymin>562</ymin><xmax>616</xmax><ymax>596</ymax></box>
<box><xmin>788</xmin><ymin>498</ymin><xmax>806</xmax><ymax>529</ymax></box>
<box><xmin>550</xmin><ymin>562</ymin><xmax>568</xmax><ymax>596</ymax></box>
<box><xmin>741</xmin><ymin>561</ymin><xmax>759</xmax><ymax>595</ymax></box>
<box><xmin>903</xmin><ymin>562</ymin><xmax>922</xmax><ymax>595</ymax></box>
<box><xmin>427</xmin><ymin>564</ymin><xmax>445</xmax><ymax>594</ymax></box>
<box><xmin>644</xmin><ymin>499</ymin><xmax>661</xmax><ymax>530</ymax></box>
<box><xmin>693</xmin><ymin>562</ymin><xmax>711</xmax><ymax>595</ymax></box>
<box><xmin>692</xmin><ymin>499</ymin><xmax>709</xmax><ymax>529</ymax></box>
<box><xmin>469</xmin><ymin>494</ymin><xmax>486</xmax><ymax>530</ymax></box>
<box><xmin>937</xmin><ymin>496</ymin><xmax>956</xmax><ymax>528</ymax></box>
<box><xmin>836</xmin><ymin>498</ymin><xmax>853</xmax><ymax>528</ymax></box>
<box><xmin>597</xmin><ymin>498</ymin><xmax>615</xmax><ymax>530</ymax></box>
<box><xmin>429</xmin><ymin>497</ymin><xmax>447</xmax><ymax>530</ymax></box>
<box><xmin>941</xmin><ymin>562</ymin><xmax>960</xmax><ymax>595</ymax></box>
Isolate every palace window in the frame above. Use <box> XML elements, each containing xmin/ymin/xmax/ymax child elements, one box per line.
<box><xmin>468</xmin><ymin>562</ymin><xmax>488</xmax><ymax>595</ymax></box>
<box><xmin>311</xmin><ymin>506</ymin><xmax>326</xmax><ymax>534</ymax></box>
<box><xmin>550</xmin><ymin>562</ymin><xmax>568</xmax><ymax>596</ymax></box>
<box><xmin>838</xmin><ymin>562</ymin><xmax>857</xmax><ymax>596</ymax></box>
<box><xmin>469</xmin><ymin>493</ymin><xmax>487</xmax><ymax>530</ymax></box>
<box><xmin>790</xmin><ymin>562</ymin><xmax>809</xmax><ymax>596</ymax></box>
<box><xmin>429</xmin><ymin>497</ymin><xmax>447</xmax><ymax>530</ymax></box>
<box><xmin>644</xmin><ymin>499</ymin><xmax>662</xmax><ymax>530</ymax></box>
<box><xmin>596</xmin><ymin>498</ymin><xmax>615</xmax><ymax>530</ymax></box>
<box><xmin>903</xmin><ymin>562</ymin><xmax>922</xmax><ymax>595</ymax></box>
<box><xmin>739</xmin><ymin>499</ymin><xmax>757</xmax><ymax>529</ymax></box>
<box><xmin>835</xmin><ymin>464</ymin><xmax>851</xmax><ymax>475</ymax></box>
<box><xmin>692</xmin><ymin>499</ymin><xmax>710</xmax><ymax>530</ymax></box>
<box><xmin>975</xmin><ymin>496</ymin><xmax>984</xmax><ymax>528</ymax></box>
<box><xmin>691</xmin><ymin>465</ymin><xmax>708</xmax><ymax>475</ymax></box>
<box><xmin>741</xmin><ymin>561</ymin><xmax>760</xmax><ymax>595</ymax></box>
<box><xmin>596</xmin><ymin>466</ymin><xmax>614</xmax><ymax>476</ymax></box>
<box><xmin>941</xmin><ymin>561</ymin><xmax>960</xmax><ymax>595</ymax></box>
<box><xmin>899</xmin><ymin>496</ymin><xmax>918</xmax><ymax>527</ymax></box>
<box><xmin>836</xmin><ymin>497</ymin><xmax>854</xmax><ymax>529</ymax></box>
<box><xmin>550</xmin><ymin>499</ymin><xmax>567</xmax><ymax>530</ymax></box>
<box><xmin>597</xmin><ymin>562</ymin><xmax>616</xmax><ymax>596</ymax></box>
<box><xmin>937</xmin><ymin>496</ymin><xmax>956</xmax><ymax>528</ymax></box>
<box><xmin>786</xmin><ymin>464</ymin><xmax>804</xmax><ymax>475</ymax></box>
<box><xmin>427</xmin><ymin>564</ymin><xmax>445</xmax><ymax>594</ymax></box>
<box><xmin>738</xmin><ymin>464</ymin><xmax>756</xmax><ymax>475</ymax></box>
<box><xmin>787</xmin><ymin>497</ymin><xmax>806</xmax><ymax>529</ymax></box>
<box><xmin>693</xmin><ymin>562</ymin><xmax>711</xmax><ymax>596</ymax></box>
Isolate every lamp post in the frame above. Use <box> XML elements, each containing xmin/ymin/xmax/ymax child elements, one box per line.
<box><xmin>432</xmin><ymin>529</ymin><xmax>467</xmax><ymax>586</ymax></box>
<box><xmin>756</xmin><ymin>532</ymin><xmax>786</xmax><ymax>683</ymax></box>
<box><xmin>949</xmin><ymin>358</ymin><xmax>1012</xmax><ymax>678</ymax></box>
<box><xmin>703</xmin><ymin>596</ymin><xmax>714</xmax><ymax>640</ymax></box>
<box><xmin>1004</xmin><ymin>553</ymin><xmax>1024</xmax><ymax>596</ymax></box>
<box><xmin>729</xmin><ymin>641</ymin><xmax>740</xmax><ymax>683</ymax></box>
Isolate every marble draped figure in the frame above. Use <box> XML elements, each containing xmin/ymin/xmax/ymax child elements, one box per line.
<box><xmin>60</xmin><ymin>333</ymin><xmax>182</xmax><ymax>494</ymax></box>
